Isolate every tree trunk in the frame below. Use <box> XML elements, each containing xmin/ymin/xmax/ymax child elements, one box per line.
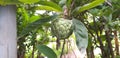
<box><xmin>0</xmin><ymin>5</ymin><xmax>17</xmax><ymax>58</ymax></box>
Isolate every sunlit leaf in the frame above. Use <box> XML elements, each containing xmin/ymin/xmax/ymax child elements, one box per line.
<box><xmin>0</xmin><ymin>0</ymin><xmax>20</xmax><ymax>5</ymax></box>
<box><xmin>38</xmin><ymin>1</ymin><xmax>62</xmax><ymax>12</ymax></box>
<box><xmin>29</xmin><ymin>15</ymin><xmax>41</xmax><ymax>23</ymax></box>
<box><xmin>35</xmin><ymin>5</ymin><xmax>61</xmax><ymax>12</ymax></box>
<box><xmin>18</xmin><ymin>15</ymin><xmax>58</xmax><ymax>39</ymax></box>
<box><xmin>19</xmin><ymin>0</ymin><xmax>40</xmax><ymax>4</ymax></box>
<box><xmin>72</xmin><ymin>0</ymin><xmax>105</xmax><ymax>15</ymax></box>
<box><xmin>22</xmin><ymin>7</ymin><xmax>29</xmax><ymax>21</ymax></box>
<box><xmin>72</xmin><ymin>18</ymin><xmax>88</xmax><ymax>50</ymax></box>
<box><xmin>37</xmin><ymin>45</ymin><xmax>57</xmax><ymax>58</ymax></box>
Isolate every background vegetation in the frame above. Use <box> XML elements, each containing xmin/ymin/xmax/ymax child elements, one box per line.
<box><xmin>0</xmin><ymin>0</ymin><xmax>120</xmax><ymax>58</ymax></box>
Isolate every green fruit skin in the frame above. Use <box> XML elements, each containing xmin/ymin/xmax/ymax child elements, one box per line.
<box><xmin>51</xmin><ymin>18</ymin><xmax>73</xmax><ymax>39</ymax></box>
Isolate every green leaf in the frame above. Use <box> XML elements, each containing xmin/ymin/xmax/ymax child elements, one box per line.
<box><xmin>19</xmin><ymin>7</ymin><xmax>29</xmax><ymax>29</ymax></box>
<box><xmin>35</xmin><ymin>5</ymin><xmax>61</xmax><ymax>12</ymax></box>
<box><xmin>66</xmin><ymin>0</ymin><xmax>72</xmax><ymax>8</ymax></box>
<box><xmin>89</xmin><ymin>8</ymin><xmax>100</xmax><ymax>16</ymax></box>
<box><xmin>37</xmin><ymin>45</ymin><xmax>57</xmax><ymax>58</ymax></box>
<box><xmin>18</xmin><ymin>15</ymin><xmax>58</xmax><ymax>39</ymax></box>
<box><xmin>72</xmin><ymin>0</ymin><xmax>105</xmax><ymax>15</ymax></box>
<box><xmin>116</xmin><ymin>55</ymin><xmax>120</xmax><ymax>58</ymax></box>
<box><xmin>22</xmin><ymin>7</ymin><xmax>29</xmax><ymax>21</ymax></box>
<box><xmin>59</xmin><ymin>0</ymin><xmax>66</xmax><ymax>6</ymax></box>
<box><xmin>72</xmin><ymin>18</ymin><xmax>88</xmax><ymax>49</ymax></box>
<box><xmin>19</xmin><ymin>0</ymin><xmax>40</xmax><ymax>4</ymax></box>
<box><xmin>38</xmin><ymin>1</ymin><xmax>62</xmax><ymax>12</ymax></box>
<box><xmin>0</xmin><ymin>0</ymin><xmax>20</xmax><ymax>5</ymax></box>
<box><xmin>29</xmin><ymin>15</ymin><xmax>41</xmax><ymax>23</ymax></box>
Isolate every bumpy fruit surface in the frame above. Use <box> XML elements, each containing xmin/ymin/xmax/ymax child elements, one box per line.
<box><xmin>51</xmin><ymin>18</ymin><xmax>73</xmax><ymax>39</ymax></box>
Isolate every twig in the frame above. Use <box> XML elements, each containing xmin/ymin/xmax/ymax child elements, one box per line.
<box><xmin>60</xmin><ymin>39</ymin><xmax>66</xmax><ymax>58</ymax></box>
<box><xmin>84</xmin><ymin>20</ymin><xmax>98</xmax><ymax>47</ymax></box>
<box><xmin>105</xmin><ymin>31</ymin><xmax>115</xmax><ymax>58</ymax></box>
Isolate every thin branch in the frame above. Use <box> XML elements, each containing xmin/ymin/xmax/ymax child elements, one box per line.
<box><xmin>82</xmin><ymin>19</ymin><xmax>99</xmax><ymax>47</ymax></box>
<box><xmin>93</xmin><ymin>16</ymin><xmax>105</xmax><ymax>57</ymax></box>
<box><xmin>105</xmin><ymin>31</ymin><xmax>115</xmax><ymax>58</ymax></box>
<box><xmin>60</xmin><ymin>39</ymin><xmax>66</xmax><ymax>58</ymax></box>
